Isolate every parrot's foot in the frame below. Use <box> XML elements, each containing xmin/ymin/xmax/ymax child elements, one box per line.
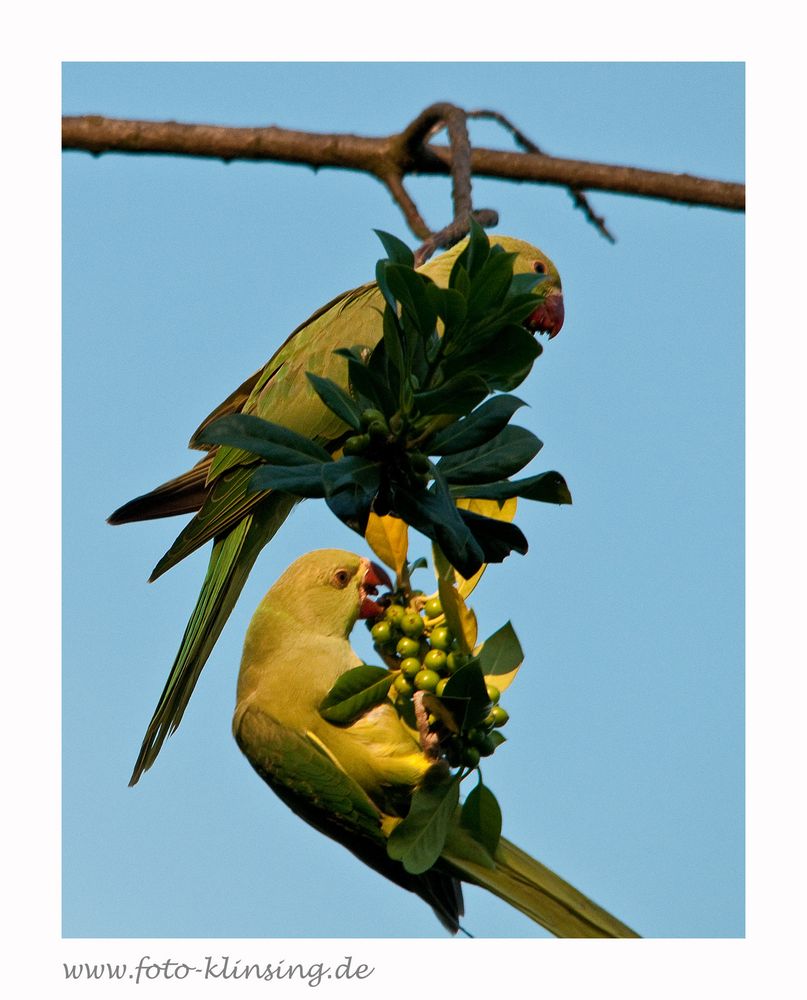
<box><xmin>413</xmin><ymin>691</ymin><xmax>442</xmax><ymax>760</ymax></box>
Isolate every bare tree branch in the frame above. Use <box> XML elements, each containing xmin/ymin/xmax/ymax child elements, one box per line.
<box><xmin>62</xmin><ymin>111</ymin><xmax>745</xmax><ymax>245</ymax></box>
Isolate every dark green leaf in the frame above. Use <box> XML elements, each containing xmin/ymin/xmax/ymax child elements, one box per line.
<box><xmin>323</xmin><ymin>455</ymin><xmax>382</xmax><ymax>495</ymax></box>
<box><xmin>425</xmin><ymin>284</ymin><xmax>467</xmax><ymax>330</ymax></box>
<box><xmin>461</xmin><ymin>778</ymin><xmax>502</xmax><ymax>856</ymax></box>
<box><xmin>391</xmin><ymin>475</ymin><xmax>485</xmax><ymax>579</ymax></box>
<box><xmin>428</xmin><ymin>395</ymin><xmax>527</xmax><ymax>455</ymax></box>
<box><xmin>436</xmin><ymin>425</ymin><xmax>542</xmax><ymax>485</ymax></box>
<box><xmin>444</xmin><ymin>326</ymin><xmax>541</xmax><ymax>391</ymax></box>
<box><xmin>403</xmin><ymin>312</ymin><xmax>430</xmax><ymax>385</ymax></box>
<box><xmin>347</xmin><ymin>356</ymin><xmax>396</xmax><ymax>414</ymax></box>
<box><xmin>198</xmin><ymin>413</ymin><xmax>333</xmax><ymax>465</ymax></box>
<box><xmin>322</xmin><ymin>457</ymin><xmax>381</xmax><ymax>534</ymax></box>
<box><xmin>509</xmin><ymin>272</ymin><xmax>548</xmax><ymax>296</ymax></box>
<box><xmin>450</xmin><ymin>471</ymin><xmax>572</xmax><ymax>505</ymax></box>
<box><xmin>441</xmin><ymin>660</ymin><xmax>492</xmax><ymax>732</ymax></box>
<box><xmin>248</xmin><ymin>462</ymin><xmax>326</xmax><ymax>497</ymax></box>
<box><xmin>375</xmin><ymin>260</ymin><xmax>399</xmax><ymax>313</ymax></box>
<box><xmin>381</xmin><ymin>304</ymin><xmax>406</xmax><ymax>379</ymax></box>
<box><xmin>306</xmin><ymin>373</ymin><xmax>363</xmax><ymax>431</ymax></box>
<box><xmin>319</xmin><ymin>664</ymin><xmax>395</xmax><ymax>724</ymax></box>
<box><xmin>414</xmin><ymin>374</ymin><xmax>489</xmax><ymax>417</ymax></box>
<box><xmin>374</xmin><ymin>229</ymin><xmax>415</xmax><ymax>267</ymax></box>
<box><xmin>460</xmin><ymin>509</ymin><xmax>529</xmax><ymax>563</ymax></box>
<box><xmin>464</xmin><ymin>217</ymin><xmax>491</xmax><ymax>278</ymax></box>
<box><xmin>409</xmin><ymin>556</ymin><xmax>428</xmax><ymax>572</ymax></box>
<box><xmin>384</xmin><ymin>264</ymin><xmax>437</xmax><ymax>337</ymax></box>
<box><xmin>476</xmin><ymin>621</ymin><xmax>524</xmax><ymax>680</ymax></box>
<box><xmin>487</xmin><ymin>293</ymin><xmax>548</xmax><ymax>331</ymax></box>
<box><xmin>466</xmin><ymin>252</ymin><xmax>518</xmax><ymax>317</ymax></box>
<box><xmin>448</xmin><ymin>261</ymin><xmax>471</xmax><ymax>297</ymax></box>
<box><xmin>386</xmin><ymin>770</ymin><xmax>460</xmax><ymax>874</ymax></box>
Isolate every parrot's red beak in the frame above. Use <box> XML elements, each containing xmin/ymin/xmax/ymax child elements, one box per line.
<box><xmin>359</xmin><ymin>561</ymin><xmax>393</xmax><ymax>620</ymax></box>
<box><xmin>526</xmin><ymin>288</ymin><xmax>565</xmax><ymax>339</ymax></box>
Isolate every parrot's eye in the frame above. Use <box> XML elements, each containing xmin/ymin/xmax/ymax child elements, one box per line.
<box><xmin>532</xmin><ymin>260</ymin><xmax>547</xmax><ymax>274</ymax></box>
<box><xmin>332</xmin><ymin>569</ymin><xmax>351</xmax><ymax>589</ymax></box>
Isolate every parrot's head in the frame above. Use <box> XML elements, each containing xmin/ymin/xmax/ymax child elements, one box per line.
<box><xmin>494</xmin><ymin>236</ymin><xmax>565</xmax><ymax>339</ymax></box>
<box><xmin>424</xmin><ymin>234</ymin><xmax>564</xmax><ymax>338</ymax></box>
<box><xmin>279</xmin><ymin>549</ymin><xmax>392</xmax><ymax>637</ymax></box>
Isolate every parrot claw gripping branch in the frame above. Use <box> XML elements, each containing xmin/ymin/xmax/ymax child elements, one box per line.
<box><xmin>112</xmin><ymin>222</ymin><xmax>638</xmax><ymax>936</ymax></box>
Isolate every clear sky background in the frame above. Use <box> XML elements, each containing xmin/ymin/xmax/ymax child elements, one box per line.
<box><xmin>62</xmin><ymin>62</ymin><xmax>744</xmax><ymax>940</ymax></box>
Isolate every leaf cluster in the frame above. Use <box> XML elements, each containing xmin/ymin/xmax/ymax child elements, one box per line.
<box><xmin>198</xmin><ymin>221</ymin><xmax>570</xmax><ymax>579</ymax></box>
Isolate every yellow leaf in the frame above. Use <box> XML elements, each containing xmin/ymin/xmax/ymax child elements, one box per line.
<box><xmin>473</xmin><ymin>624</ymin><xmax>524</xmax><ymax>695</ymax></box>
<box><xmin>453</xmin><ymin>498</ymin><xmax>518</xmax><ymax>599</ymax></box>
<box><xmin>432</xmin><ymin>545</ymin><xmax>478</xmax><ymax>653</ymax></box>
<box><xmin>365</xmin><ymin>513</ymin><xmax>409</xmax><ymax>580</ymax></box>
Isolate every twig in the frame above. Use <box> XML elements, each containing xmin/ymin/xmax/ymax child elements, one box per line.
<box><xmin>468</xmin><ymin>108</ymin><xmax>615</xmax><ymax>242</ymax></box>
<box><xmin>391</xmin><ymin>103</ymin><xmax>499</xmax><ymax>263</ymax></box>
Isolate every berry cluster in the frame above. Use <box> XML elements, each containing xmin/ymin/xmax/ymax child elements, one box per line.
<box><xmin>369</xmin><ymin>594</ymin><xmax>509</xmax><ymax>769</ymax></box>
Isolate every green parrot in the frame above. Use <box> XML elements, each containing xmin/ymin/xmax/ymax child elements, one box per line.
<box><xmin>233</xmin><ymin>548</ymin><xmax>637</xmax><ymax>937</ymax></box>
<box><xmin>110</xmin><ymin>236</ymin><xmax>565</xmax><ymax>787</ymax></box>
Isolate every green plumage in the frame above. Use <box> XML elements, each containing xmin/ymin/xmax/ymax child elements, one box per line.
<box><xmin>110</xmin><ymin>237</ymin><xmax>563</xmax><ymax>785</ymax></box>
<box><xmin>233</xmin><ymin>548</ymin><xmax>638</xmax><ymax>937</ymax></box>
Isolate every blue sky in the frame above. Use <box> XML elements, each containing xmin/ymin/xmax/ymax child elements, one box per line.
<box><xmin>61</xmin><ymin>62</ymin><xmax>744</xmax><ymax>940</ymax></box>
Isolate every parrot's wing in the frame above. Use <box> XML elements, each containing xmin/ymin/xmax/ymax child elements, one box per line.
<box><xmin>236</xmin><ymin>279</ymin><xmax>378</xmax><ymax>407</ymax></box>
<box><xmin>199</xmin><ymin>281</ymin><xmax>380</xmax><ymax>481</ymax></box>
<box><xmin>148</xmin><ymin>282</ymin><xmax>381</xmax><ymax>574</ymax></box>
<box><xmin>234</xmin><ymin>703</ymin><xmax>463</xmax><ymax>933</ymax></box>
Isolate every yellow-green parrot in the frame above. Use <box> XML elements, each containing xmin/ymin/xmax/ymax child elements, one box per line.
<box><xmin>110</xmin><ymin>236</ymin><xmax>565</xmax><ymax>786</ymax></box>
<box><xmin>234</xmin><ymin>548</ymin><xmax>637</xmax><ymax>937</ymax></box>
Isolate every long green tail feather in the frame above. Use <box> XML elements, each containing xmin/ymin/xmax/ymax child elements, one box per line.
<box><xmin>444</xmin><ymin>836</ymin><xmax>640</xmax><ymax>938</ymax></box>
<box><xmin>129</xmin><ymin>492</ymin><xmax>296</xmax><ymax>785</ymax></box>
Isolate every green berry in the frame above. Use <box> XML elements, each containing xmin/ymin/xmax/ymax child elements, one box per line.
<box><xmin>424</xmin><ymin>597</ymin><xmax>442</xmax><ymax>619</ymax></box>
<box><xmin>429</xmin><ymin>626</ymin><xmax>453</xmax><ymax>651</ymax></box>
<box><xmin>445</xmin><ymin>651</ymin><xmax>468</xmax><ymax>674</ymax></box>
<box><xmin>400</xmin><ymin>611</ymin><xmax>425</xmax><ymax>638</ymax></box>
<box><xmin>423</xmin><ymin>648</ymin><xmax>447</xmax><ymax>673</ymax></box>
<box><xmin>371</xmin><ymin>621</ymin><xmax>393</xmax><ymax>644</ymax></box>
<box><xmin>396</xmin><ymin>636</ymin><xmax>421</xmax><ymax>659</ymax></box>
<box><xmin>384</xmin><ymin>604</ymin><xmax>405</xmax><ymax>626</ymax></box>
<box><xmin>466</xmin><ymin>728</ymin><xmax>486</xmax><ymax>748</ymax></box>
<box><xmin>393</xmin><ymin>674</ymin><xmax>414</xmax><ymax>696</ymax></box>
<box><xmin>478</xmin><ymin>734</ymin><xmax>498</xmax><ymax>757</ymax></box>
<box><xmin>462</xmin><ymin>747</ymin><xmax>481</xmax><ymax>768</ymax></box>
<box><xmin>490</xmin><ymin>705</ymin><xmax>509</xmax><ymax>728</ymax></box>
<box><xmin>435</xmin><ymin>677</ymin><xmax>450</xmax><ymax>696</ymax></box>
<box><xmin>343</xmin><ymin>434</ymin><xmax>371</xmax><ymax>455</ymax></box>
<box><xmin>360</xmin><ymin>408</ymin><xmax>386</xmax><ymax>429</ymax></box>
<box><xmin>486</xmin><ymin>684</ymin><xmax>501</xmax><ymax>705</ymax></box>
<box><xmin>414</xmin><ymin>669</ymin><xmax>441</xmax><ymax>692</ymax></box>
<box><xmin>400</xmin><ymin>656</ymin><xmax>422</xmax><ymax>679</ymax></box>
<box><xmin>368</xmin><ymin>420</ymin><xmax>389</xmax><ymax>441</ymax></box>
